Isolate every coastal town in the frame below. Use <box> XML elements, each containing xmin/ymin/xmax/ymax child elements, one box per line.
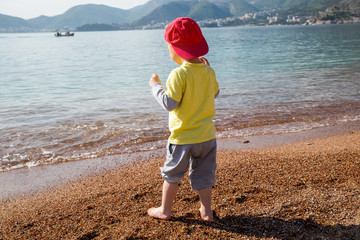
<box><xmin>142</xmin><ymin>10</ymin><xmax>360</xmax><ymax>30</ymax></box>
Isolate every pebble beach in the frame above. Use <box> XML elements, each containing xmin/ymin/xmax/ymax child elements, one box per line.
<box><xmin>1</xmin><ymin>24</ymin><xmax>360</xmax><ymax>239</ymax></box>
<box><xmin>1</xmin><ymin>124</ymin><xmax>359</xmax><ymax>239</ymax></box>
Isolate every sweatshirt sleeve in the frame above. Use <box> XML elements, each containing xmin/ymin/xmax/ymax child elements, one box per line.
<box><xmin>151</xmin><ymin>83</ymin><xmax>179</xmax><ymax>112</ymax></box>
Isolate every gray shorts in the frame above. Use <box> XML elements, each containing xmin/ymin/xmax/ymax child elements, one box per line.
<box><xmin>160</xmin><ymin>139</ymin><xmax>217</xmax><ymax>190</ymax></box>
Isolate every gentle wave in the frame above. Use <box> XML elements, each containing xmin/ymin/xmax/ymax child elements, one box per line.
<box><xmin>1</xmin><ymin>100</ymin><xmax>359</xmax><ymax>172</ymax></box>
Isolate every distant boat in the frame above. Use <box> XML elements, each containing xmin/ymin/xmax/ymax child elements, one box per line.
<box><xmin>55</xmin><ymin>32</ymin><xmax>75</xmax><ymax>37</ymax></box>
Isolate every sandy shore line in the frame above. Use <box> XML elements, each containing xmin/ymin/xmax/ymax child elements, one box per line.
<box><xmin>0</xmin><ymin>122</ymin><xmax>359</xmax><ymax>239</ymax></box>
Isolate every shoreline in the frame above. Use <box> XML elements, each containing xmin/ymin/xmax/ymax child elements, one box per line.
<box><xmin>1</xmin><ymin>122</ymin><xmax>359</xmax><ymax>239</ymax></box>
<box><xmin>0</xmin><ymin>120</ymin><xmax>359</xmax><ymax>202</ymax></box>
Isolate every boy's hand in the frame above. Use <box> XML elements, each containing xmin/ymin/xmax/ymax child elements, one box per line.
<box><xmin>149</xmin><ymin>74</ymin><xmax>161</xmax><ymax>88</ymax></box>
<box><xmin>199</xmin><ymin>57</ymin><xmax>210</xmax><ymax>66</ymax></box>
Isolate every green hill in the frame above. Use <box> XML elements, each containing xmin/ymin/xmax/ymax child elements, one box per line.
<box><xmin>134</xmin><ymin>0</ymin><xmax>250</xmax><ymax>26</ymax></box>
<box><xmin>28</xmin><ymin>15</ymin><xmax>54</xmax><ymax>29</ymax></box>
<box><xmin>317</xmin><ymin>0</ymin><xmax>360</xmax><ymax>21</ymax></box>
<box><xmin>212</xmin><ymin>0</ymin><xmax>259</xmax><ymax>16</ymax></box>
<box><xmin>0</xmin><ymin>14</ymin><xmax>33</xmax><ymax>32</ymax></box>
<box><xmin>188</xmin><ymin>1</ymin><xmax>232</xmax><ymax>20</ymax></box>
<box><xmin>28</xmin><ymin>4</ymin><xmax>129</xmax><ymax>29</ymax></box>
<box><xmin>134</xmin><ymin>2</ymin><xmax>192</xmax><ymax>26</ymax></box>
<box><xmin>128</xmin><ymin>0</ymin><xmax>179</xmax><ymax>22</ymax></box>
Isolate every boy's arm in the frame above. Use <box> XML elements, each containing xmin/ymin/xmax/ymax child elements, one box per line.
<box><xmin>152</xmin><ymin>83</ymin><xmax>179</xmax><ymax>111</ymax></box>
<box><xmin>149</xmin><ymin>74</ymin><xmax>179</xmax><ymax>112</ymax></box>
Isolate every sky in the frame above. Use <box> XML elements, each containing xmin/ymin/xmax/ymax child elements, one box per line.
<box><xmin>0</xmin><ymin>0</ymin><xmax>149</xmax><ymax>19</ymax></box>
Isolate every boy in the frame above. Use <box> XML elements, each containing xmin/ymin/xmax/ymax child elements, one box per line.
<box><xmin>148</xmin><ymin>17</ymin><xmax>219</xmax><ymax>221</ymax></box>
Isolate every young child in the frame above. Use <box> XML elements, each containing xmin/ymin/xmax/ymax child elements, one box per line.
<box><xmin>148</xmin><ymin>17</ymin><xmax>219</xmax><ymax>221</ymax></box>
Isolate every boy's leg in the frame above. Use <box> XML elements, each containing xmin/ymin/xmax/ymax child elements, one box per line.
<box><xmin>148</xmin><ymin>143</ymin><xmax>190</xmax><ymax>219</ymax></box>
<box><xmin>148</xmin><ymin>181</ymin><xmax>179</xmax><ymax>220</ymax></box>
<box><xmin>188</xmin><ymin>139</ymin><xmax>217</xmax><ymax>221</ymax></box>
<box><xmin>198</xmin><ymin>187</ymin><xmax>214</xmax><ymax>221</ymax></box>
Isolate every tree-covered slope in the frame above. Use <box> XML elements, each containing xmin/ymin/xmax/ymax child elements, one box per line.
<box><xmin>187</xmin><ymin>1</ymin><xmax>232</xmax><ymax>20</ymax></box>
<box><xmin>0</xmin><ymin>14</ymin><xmax>33</xmax><ymax>31</ymax></box>
<box><xmin>28</xmin><ymin>4</ymin><xmax>129</xmax><ymax>29</ymax></box>
<box><xmin>318</xmin><ymin>0</ymin><xmax>360</xmax><ymax>20</ymax></box>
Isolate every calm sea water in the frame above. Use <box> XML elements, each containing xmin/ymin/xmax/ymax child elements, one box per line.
<box><xmin>1</xmin><ymin>24</ymin><xmax>360</xmax><ymax>172</ymax></box>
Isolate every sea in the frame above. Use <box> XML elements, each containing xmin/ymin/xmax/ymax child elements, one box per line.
<box><xmin>1</xmin><ymin>24</ymin><xmax>360</xmax><ymax>172</ymax></box>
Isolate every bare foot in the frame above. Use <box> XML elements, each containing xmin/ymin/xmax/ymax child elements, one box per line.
<box><xmin>199</xmin><ymin>208</ymin><xmax>214</xmax><ymax>221</ymax></box>
<box><xmin>147</xmin><ymin>207</ymin><xmax>171</xmax><ymax>220</ymax></box>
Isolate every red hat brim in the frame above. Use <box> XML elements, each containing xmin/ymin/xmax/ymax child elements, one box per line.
<box><xmin>171</xmin><ymin>36</ymin><xmax>209</xmax><ymax>59</ymax></box>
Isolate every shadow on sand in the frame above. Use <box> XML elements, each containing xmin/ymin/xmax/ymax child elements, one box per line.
<box><xmin>172</xmin><ymin>214</ymin><xmax>360</xmax><ymax>239</ymax></box>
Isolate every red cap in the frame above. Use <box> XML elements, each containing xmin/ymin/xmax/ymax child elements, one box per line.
<box><xmin>165</xmin><ymin>17</ymin><xmax>209</xmax><ymax>59</ymax></box>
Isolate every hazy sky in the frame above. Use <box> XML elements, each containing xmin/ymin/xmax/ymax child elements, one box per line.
<box><xmin>1</xmin><ymin>0</ymin><xmax>149</xmax><ymax>19</ymax></box>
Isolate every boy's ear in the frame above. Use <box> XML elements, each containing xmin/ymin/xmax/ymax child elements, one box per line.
<box><xmin>168</xmin><ymin>44</ymin><xmax>183</xmax><ymax>65</ymax></box>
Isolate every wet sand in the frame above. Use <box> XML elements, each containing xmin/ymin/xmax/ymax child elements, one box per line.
<box><xmin>0</xmin><ymin>122</ymin><xmax>359</xmax><ymax>239</ymax></box>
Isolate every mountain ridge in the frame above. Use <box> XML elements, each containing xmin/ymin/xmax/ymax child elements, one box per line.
<box><xmin>0</xmin><ymin>14</ymin><xmax>33</xmax><ymax>31</ymax></box>
<box><xmin>0</xmin><ymin>0</ymin><xmax>358</xmax><ymax>32</ymax></box>
<box><xmin>27</xmin><ymin>4</ymin><xmax>130</xmax><ymax>30</ymax></box>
